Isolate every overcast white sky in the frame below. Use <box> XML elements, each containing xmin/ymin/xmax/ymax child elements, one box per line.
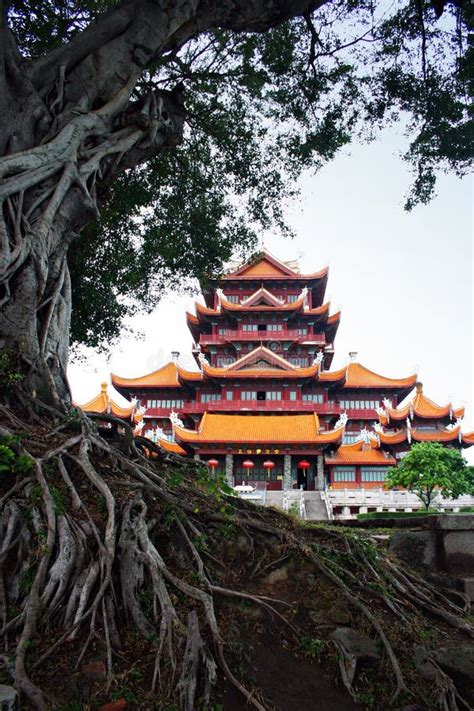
<box><xmin>68</xmin><ymin>125</ymin><xmax>473</xmax><ymax>460</ymax></box>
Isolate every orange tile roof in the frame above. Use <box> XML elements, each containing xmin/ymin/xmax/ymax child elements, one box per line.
<box><xmin>78</xmin><ymin>383</ymin><xmax>134</xmax><ymax>419</ymax></box>
<box><xmin>377</xmin><ymin>429</ymin><xmax>409</xmax><ymax>445</ymax></box>
<box><xmin>344</xmin><ymin>362</ymin><xmax>417</xmax><ymax>390</ymax></box>
<box><xmin>318</xmin><ymin>366</ymin><xmax>346</xmax><ymax>383</ymax></box>
<box><xmin>411</xmin><ymin>427</ymin><xmax>461</xmax><ymax>443</ymax></box>
<box><xmin>327</xmin><ymin>311</ymin><xmax>341</xmax><ymax>325</ymax></box>
<box><xmin>202</xmin><ymin>362</ymin><xmax>319</xmax><ymax>380</ymax></box>
<box><xmin>222</xmin><ymin>251</ymin><xmax>329</xmax><ymax>281</ymax></box>
<box><xmin>218</xmin><ymin>296</ymin><xmax>306</xmax><ymax>313</ymax></box>
<box><xmin>462</xmin><ymin>432</ymin><xmax>474</xmax><ymax>446</ymax></box>
<box><xmin>174</xmin><ymin>413</ymin><xmax>344</xmax><ymax>445</ymax></box>
<box><xmin>112</xmin><ymin>362</ymin><xmax>181</xmax><ymax>389</ymax></box>
<box><xmin>158</xmin><ymin>438</ymin><xmax>187</xmax><ymax>455</ymax></box>
<box><xmin>325</xmin><ymin>443</ymin><xmax>396</xmax><ymax>465</ymax></box>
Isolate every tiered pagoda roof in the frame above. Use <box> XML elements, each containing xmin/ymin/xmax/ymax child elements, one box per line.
<box><xmin>378</xmin><ymin>382</ymin><xmax>464</xmax><ymax>424</ymax></box>
<box><xmin>375</xmin><ymin>382</ymin><xmax>474</xmax><ymax>449</ymax></box>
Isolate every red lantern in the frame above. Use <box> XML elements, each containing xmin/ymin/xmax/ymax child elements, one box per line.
<box><xmin>298</xmin><ymin>460</ymin><xmax>310</xmax><ymax>470</ymax></box>
<box><xmin>242</xmin><ymin>459</ymin><xmax>254</xmax><ymax>482</ymax></box>
<box><xmin>207</xmin><ymin>458</ymin><xmax>219</xmax><ymax>471</ymax></box>
<box><xmin>263</xmin><ymin>459</ymin><xmax>275</xmax><ymax>478</ymax></box>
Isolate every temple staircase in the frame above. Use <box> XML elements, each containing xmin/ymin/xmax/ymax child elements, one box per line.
<box><xmin>263</xmin><ymin>490</ymin><xmax>330</xmax><ymax>521</ymax></box>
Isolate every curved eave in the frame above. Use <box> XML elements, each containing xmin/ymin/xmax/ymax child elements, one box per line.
<box><xmin>461</xmin><ymin>432</ymin><xmax>474</xmax><ymax>447</ymax></box>
<box><xmin>378</xmin><ymin>430</ymin><xmax>408</xmax><ymax>445</ymax></box>
<box><xmin>79</xmin><ymin>392</ymin><xmax>108</xmax><ymax>414</ymax></box>
<box><xmin>202</xmin><ymin>363</ymin><xmax>319</xmax><ymax>379</ymax></box>
<box><xmin>344</xmin><ymin>363</ymin><xmax>418</xmax><ymax>390</ymax></box>
<box><xmin>111</xmin><ymin>362</ymin><xmax>181</xmax><ymax>389</ymax></box>
<box><xmin>412</xmin><ymin>427</ymin><xmax>461</xmax><ymax>443</ymax></box>
<box><xmin>453</xmin><ymin>406</ymin><xmax>465</xmax><ymax>419</ymax></box>
<box><xmin>158</xmin><ymin>438</ymin><xmax>187</xmax><ymax>456</ymax></box>
<box><xmin>221</xmin><ymin>265</ymin><xmax>329</xmax><ymax>282</ymax></box>
<box><xmin>325</xmin><ymin>448</ymin><xmax>396</xmax><ymax>465</ymax></box>
<box><xmin>318</xmin><ymin>366</ymin><xmax>346</xmax><ymax>384</ymax></box>
<box><xmin>177</xmin><ymin>367</ymin><xmax>204</xmax><ymax>383</ymax></box>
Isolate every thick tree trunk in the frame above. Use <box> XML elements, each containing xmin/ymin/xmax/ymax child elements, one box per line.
<box><xmin>0</xmin><ymin>0</ymin><xmax>324</xmax><ymax>405</ymax></box>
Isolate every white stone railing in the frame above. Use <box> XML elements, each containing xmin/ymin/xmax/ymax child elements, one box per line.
<box><xmin>299</xmin><ymin>488</ymin><xmax>306</xmax><ymax>520</ymax></box>
<box><xmin>328</xmin><ymin>488</ymin><xmax>474</xmax><ymax>518</ymax></box>
<box><xmin>321</xmin><ymin>488</ymin><xmax>334</xmax><ymax>521</ymax></box>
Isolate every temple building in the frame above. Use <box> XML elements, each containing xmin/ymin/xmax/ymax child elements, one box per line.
<box><xmin>80</xmin><ymin>251</ymin><xmax>474</xmax><ymax>490</ymax></box>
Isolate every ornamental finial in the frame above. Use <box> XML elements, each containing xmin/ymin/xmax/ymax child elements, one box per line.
<box><xmin>415</xmin><ymin>381</ymin><xmax>423</xmax><ymax>394</ymax></box>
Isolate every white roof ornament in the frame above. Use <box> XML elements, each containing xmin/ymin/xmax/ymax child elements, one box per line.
<box><xmin>169</xmin><ymin>411</ymin><xmax>184</xmax><ymax>429</ymax></box>
<box><xmin>373</xmin><ymin>422</ymin><xmax>384</xmax><ymax>434</ymax></box>
<box><xmin>312</xmin><ymin>351</ymin><xmax>324</xmax><ymax>367</ymax></box>
<box><xmin>300</xmin><ymin>286</ymin><xmax>308</xmax><ymax>304</ymax></box>
<box><xmin>360</xmin><ymin>427</ymin><xmax>371</xmax><ymax>444</ymax></box>
<box><xmin>406</xmin><ymin>417</ymin><xmax>411</xmax><ymax>430</ymax></box>
<box><xmin>382</xmin><ymin>397</ymin><xmax>392</xmax><ymax>410</ymax></box>
<box><xmin>197</xmin><ymin>352</ymin><xmax>210</xmax><ymax>368</ymax></box>
<box><xmin>215</xmin><ymin>288</ymin><xmax>224</xmax><ymax>311</ymax></box>
<box><xmin>134</xmin><ymin>420</ymin><xmax>145</xmax><ymax>435</ymax></box>
<box><xmin>334</xmin><ymin>412</ymin><xmax>348</xmax><ymax>429</ymax></box>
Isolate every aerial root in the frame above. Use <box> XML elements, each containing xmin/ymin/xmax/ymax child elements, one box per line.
<box><xmin>1</xmin><ymin>408</ymin><xmax>473</xmax><ymax>710</ymax></box>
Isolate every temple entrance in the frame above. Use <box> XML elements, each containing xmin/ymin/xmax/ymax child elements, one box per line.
<box><xmin>297</xmin><ymin>468</ymin><xmax>308</xmax><ymax>490</ymax></box>
<box><xmin>257</xmin><ymin>391</ymin><xmax>266</xmax><ymax>401</ymax></box>
<box><xmin>233</xmin><ymin>455</ymin><xmax>283</xmax><ymax>490</ymax></box>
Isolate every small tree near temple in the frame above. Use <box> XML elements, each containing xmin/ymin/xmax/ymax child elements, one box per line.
<box><xmin>386</xmin><ymin>442</ymin><xmax>471</xmax><ymax>510</ymax></box>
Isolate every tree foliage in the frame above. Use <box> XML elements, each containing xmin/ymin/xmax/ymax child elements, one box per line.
<box><xmin>386</xmin><ymin>441</ymin><xmax>471</xmax><ymax>509</ymax></box>
<box><xmin>6</xmin><ymin>0</ymin><xmax>472</xmax><ymax>351</ymax></box>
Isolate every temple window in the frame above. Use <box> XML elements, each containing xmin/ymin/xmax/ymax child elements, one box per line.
<box><xmin>226</xmin><ymin>391</ymin><xmax>234</xmax><ymax>400</ymax></box>
<box><xmin>241</xmin><ymin>391</ymin><xmax>257</xmax><ymax>401</ymax></box>
<box><xmin>289</xmin><ymin>356</ymin><xmax>308</xmax><ymax>367</ymax></box>
<box><xmin>242</xmin><ymin>324</ymin><xmax>258</xmax><ymax>332</ymax></box>
<box><xmin>302</xmin><ymin>393</ymin><xmax>323</xmax><ymax>403</ymax></box>
<box><xmin>343</xmin><ymin>433</ymin><xmax>360</xmax><ymax>444</ymax></box>
<box><xmin>287</xmin><ymin>294</ymin><xmax>299</xmax><ymax>303</ymax></box>
<box><xmin>297</xmin><ymin>327</ymin><xmax>308</xmax><ymax>335</ymax></box>
<box><xmin>361</xmin><ymin>468</ymin><xmax>388</xmax><ymax>482</ymax></box>
<box><xmin>146</xmin><ymin>399</ymin><xmax>183</xmax><ymax>409</ymax></box>
<box><xmin>266</xmin><ymin>391</ymin><xmax>282</xmax><ymax>401</ymax></box>
<box><xmin>289</xmin><ymin>391</ymin><xmax>297</xmax><ymax>401</ymax></box>
<box><xmin>201</xmin><ymin>393</ymin><xmax>220</xmax><ymax>402</ymax></box>
<box><xmin>267</xmin><ymin>324</ymin><xmax>283</xmax><ymax>332</ymax></box>
<box><xmin>225</xmin><ymin>294</ymin><xmax>240</xmax><ymax>303</ymax></box>
<box><xmin>333</xmin><ymin>467</ymin><xmax>356</xmax><ymax>482</ymax></box>
<box><xmin>216</xmin><ymin>356</ymin><xmax>235</xmax><ymax>366</ymax></box>
<box><xmin>339</xmin><ymin>399</ymin><xmax>379</xmax><ymax>410</ymax></box>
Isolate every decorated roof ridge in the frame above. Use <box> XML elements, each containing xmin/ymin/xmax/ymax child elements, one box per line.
<box><xmin>77</xmin><ymin>382</ymin><xmax>136</xmax><ymax>419</ymax></box>
<box><xmin>238</xmin><ymin>286</ymin><xmax>285</xmax><ymax>307</ymax></box>
<box><xmin>215</xmin><ymin>294</ymin><xmax>306</xmax><ymax>313</ymax></box>
<box><xmin>173</xmin><ymin>412</ymin><xmax>346</xmax><ymax>445</ymax></box>
<box><xmin>379</xmin><ymin>382</ymin><xmax>465</xmax><ymax>423</ymax></box>
<box><xmin>225</xmin><ymin>345</ymin><xmax>298</xmax><ymax>372</ymax></box>
<box><xmin>216</xmin><ymin>250</ymin><xmax>329</xmax><ymax>281</ymax></box>
<box><xmin>376</xmin><ymin>423</ymin><xmax>474</xmax><ymax>447</ymax></box>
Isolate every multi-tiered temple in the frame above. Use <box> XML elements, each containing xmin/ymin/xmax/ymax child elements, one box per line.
<box><xmin>81</xmin><ymin>251</ymin><xmax>474</xmax><ymax>489</ymax></box>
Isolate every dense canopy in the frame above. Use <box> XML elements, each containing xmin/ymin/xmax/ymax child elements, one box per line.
<box><xmin>5</xmin><ymin>0</ymin><xmax>472</xmax><ymax>350</ymax></box>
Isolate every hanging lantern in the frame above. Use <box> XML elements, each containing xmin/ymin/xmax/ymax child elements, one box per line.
<box><xmin>207</xmin><ymin>458</ymin><xmax>219</xmax><ymax>471</ymax></box>
<box><xmin>298</xmin><ymin>460</ymin><xmax>310</xmax><ymax>470</ymax></box>
<box><xmin>242</xmin><ymin>459</ymin><xmax>254</xmax><ymax>482</ymax></box>
<box><xmin>263</xmin><ymin>460</ymin><xmax>275</xmax><ymax>477</ymax></box>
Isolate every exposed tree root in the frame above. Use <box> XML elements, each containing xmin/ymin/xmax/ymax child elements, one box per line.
<box><xmin>1</xmin><ymin>400</ymin><xmax>473</xmax><ymax>710</ymax></box>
